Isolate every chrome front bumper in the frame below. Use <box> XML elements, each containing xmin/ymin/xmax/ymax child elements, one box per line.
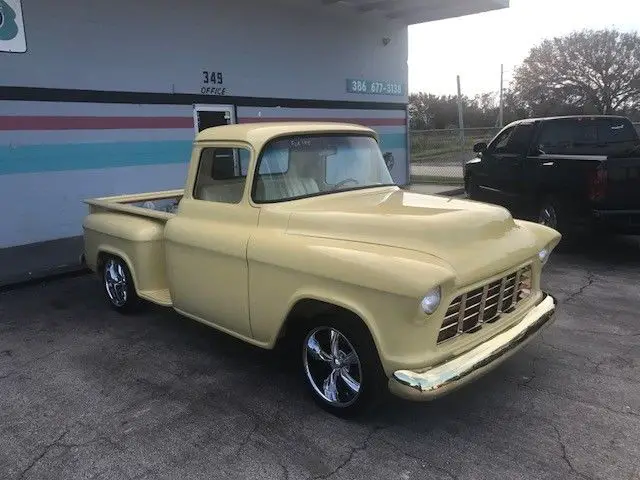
<box><xmin>389</xmin><ymin>292</ymin><xmax>557</xmax><ymax>401</ymax></box>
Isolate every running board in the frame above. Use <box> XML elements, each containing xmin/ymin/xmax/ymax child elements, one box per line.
<box><xmin>139</xmin><ymin>288</ymin><xmax>173</xmax><ymax>307</ymax></box>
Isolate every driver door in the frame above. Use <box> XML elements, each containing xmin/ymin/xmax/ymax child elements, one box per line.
<box><xmin>481</xmin><ymin>123</ymin><xmax>533</xmax><ymax>209</ymax></box>
<box><xmin>164</xmin><ymin>144</ymin><xmax>259</xmax><ymax>339</ymax></box>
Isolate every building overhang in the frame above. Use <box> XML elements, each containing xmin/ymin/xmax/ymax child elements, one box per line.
<box><xmin>320</xmin><ymin>0</ymin><xmax>509</xmax><ymax>24</ymax></box>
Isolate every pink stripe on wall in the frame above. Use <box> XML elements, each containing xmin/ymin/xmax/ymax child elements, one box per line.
<box><xmin>0</xmin><ymin>116</ymin><xmax>194</xmax><ymax>131</ymax></box>
<box><xmin>0</xmin><ymin>115</ymin><xmax>406</xmax><ymax>131</ymax></box>
<box><xmin>238</xmin><ymin>117</ymin><xmax>406</xmax><ymax>126</ymax></box>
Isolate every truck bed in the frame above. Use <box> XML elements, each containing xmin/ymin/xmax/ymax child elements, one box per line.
<box><xmin>84</xmin><ymin>189</ymin><xmax>183</xmax><ymax>220</ymax></box>
<box><xmin>83</xmin><ymin>189</ymin><xmax>183</xmax><ymax>307</ymax></box>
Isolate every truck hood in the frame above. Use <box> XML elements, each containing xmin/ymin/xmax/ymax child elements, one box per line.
<box><xmin>282</xmin><ymin>187</ymin><xmax>546</xmax><ymax>286</ymax></box>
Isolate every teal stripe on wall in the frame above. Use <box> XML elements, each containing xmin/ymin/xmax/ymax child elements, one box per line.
<box><xmin>378</xmin><ymin>133</ymin><xmax>406</xmax><ymax>151</ymax></box>
<box><xmin>0</xmin><ymin>140</ymin><xmax>193</xmax><ymax>175</ymax></box>
<box><xmin>0</xmin><ymin>133</ymin><xmax>405</xmax><ymax>175</ymax></box>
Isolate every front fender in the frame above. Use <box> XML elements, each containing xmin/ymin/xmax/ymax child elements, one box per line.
<box><xmin>247</xmin><ymin>232</ymin><xmax>457</xmax><ymax>375</ymax></box>
<box><xmin>514</xmin><ymin>218</ymin><xmax>562</xmax><ymax>251</ymax></box>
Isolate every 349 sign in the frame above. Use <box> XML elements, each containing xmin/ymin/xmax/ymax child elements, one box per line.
<box><xmin>203</xmin><ymin>71</ymin><xmax>223</xmax><ymax>84</ymax></box>
<box><xmin>201</xmin><ymin>71</ymin><xmax>227</xmax><ymax>96</ymax></box>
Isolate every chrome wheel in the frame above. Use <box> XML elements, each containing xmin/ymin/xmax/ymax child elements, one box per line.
<box><xmin>104</xmin><ymin>258</ymin><xmax>128</xmax><ymax>307</ymax></box>
<box><xmin>303</xmin><ymin>327</ymin><xmax>362</xmax><ymax>408</ymax></box>
<box><xmin>539</xmin><ymin>204</ymin><xmax>557</xmax><ymax>229</ymax></box>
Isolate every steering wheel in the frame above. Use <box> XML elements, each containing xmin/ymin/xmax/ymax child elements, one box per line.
<box><xmin>333</xmin><ymin>178</ymin><xmax>359</xmax><ymax>190</ymax></box>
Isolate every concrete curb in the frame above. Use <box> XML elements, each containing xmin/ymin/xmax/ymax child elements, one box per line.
<box><xmin>410</xmin><ymin>175</ymin><xmax>464</xmax><ymax>186</ymax></box>
<box><xmin>0</xmin><ymin>264</ymin><xmax>90</xmax><ymax>292</ymax></box>
<box><xmin>437</xmin><ymin>187</ymin><xmax>466</xmax><ymax>197</ymax></box>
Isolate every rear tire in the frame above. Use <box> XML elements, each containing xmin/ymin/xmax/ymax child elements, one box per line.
<box><xmin>101</xmin><ymin>255</ymin><xmax>141</xmax><ymax>314</ymax></box>
<box><xmin>294</xmin><ymin>313</ymin><xmax>387</xmax><ymax>418</ymax></box>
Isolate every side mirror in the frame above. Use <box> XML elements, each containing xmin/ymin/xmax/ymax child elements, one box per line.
<box><xmin>473</xmin><ymin>142</ymin><xmax>488</xmax><ymax>153</ymax></box>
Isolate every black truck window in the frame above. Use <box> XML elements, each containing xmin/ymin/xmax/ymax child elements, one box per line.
<box><xmin>537</xmin><ymin>118</ymin><xmax>639</xmax><ymax>155</ymax></box>
<box><xmin>537</xmin><ymin>120</ymin><xmax>577</xmax><ymax>155</ymax></box>
<box><xmin>505</xmin><ymin>123</ymin><xmax>536</xmax><ymax>155</ymax></box>
<box><xmin>596</xmin><ymin>119</ymin><xmax>637</xmax><ymax>144</ymax></box>
<box><xmin>489</xmin><ymin>126</ymin><xmax>515</xmax><ymax>153</ymax></box>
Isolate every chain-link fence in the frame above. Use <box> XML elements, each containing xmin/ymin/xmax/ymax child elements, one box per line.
<box><xmin>410</xmin><ymin>122</ymin><xmax>640</xmax><ymax>184</ymax></box>
<box><xmin>410</xmin><ymin>127</ymin><xmax>500</xmax><ymax>183</ymax></box>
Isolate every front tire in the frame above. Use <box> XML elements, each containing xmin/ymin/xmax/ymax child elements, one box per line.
<box><xmin>101</xmin><ymin>255</ymin><xmax>141</xmax><ymax>313</ymax></box>
<box><xmin>538</xmin><ymin>200</ymin><xmax>559</xmax><ymax>230</ymax></box>
<box><xmin>465</xmin><ymin>174</ymin><xmax>480</xmax><ymax>199</ymax></box>
<box><xmin>298</xmin><ymin>314</ymin><xmax>387</xmax><ymax>418</ymax></box>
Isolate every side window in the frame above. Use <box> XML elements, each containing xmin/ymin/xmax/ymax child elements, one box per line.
<box><xmin>596</xmin><ymin>119</ymin><xmax>637</xmax><ymax>144</ymax></box>
<box><xmin>258</xmin><ymin>144</ymin><xmax>289</xmax><ymax>175</ymax></box>
<box><xmin>504</xmin><ymin>123</ymin><xmax>536</xmax><ymax>155</ymax></box>
<box><xmin>536</xmin><ymin>120</ymin><xmax>579</xmax><ymax>154</ymax></box>
<box><xmin>193</xmin><ymin>147</ymin><xmax>250</xmax><ymax>204</ymax></box>
<box><xmin>488</xmin><ymin>126</ymin><xmax>515</xmax><ymax>153</ymax></box>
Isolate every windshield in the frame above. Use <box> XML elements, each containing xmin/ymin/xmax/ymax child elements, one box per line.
<box><xmin>252</xmin><ymin>134</ymin><xmax>395</xmax><ymax>202</ymax></box>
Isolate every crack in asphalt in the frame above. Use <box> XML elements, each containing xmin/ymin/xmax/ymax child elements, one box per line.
<box><xmin>58</xmin><ymin>433</ymin><xmax>125</xmax><ymax>453</ymax></box>
<box><xmin>277</xmin><ymin>460</ymin><xmax>291</xmax><ymax>480</ymax></box>
<box><xmin>577</xmin><ymin>329</ymin><xmax>640</xmax><ymax>338</ymax></box>
<box><xmin>378</xmin><ymin>438</ymin><xmax>459</xmax><ymax>480</ymax></box>
<box><xmin>518</xmin><ymin>358</ymin><xmax>537</xmax><ymax>386</ymax></box>
<box><xmin>234</xmin><ymin>419</ymin><xmax>260</xmax><ymax>456</ymax></box>
<box><xmin>313</xmin><ymin>425</ymin><xmax>386</xmax><ymax>480</ymax></box>
<box><xmin>520</xmin><ymin>377</ymin><xmax>640</xmax><ymax>419</ymax></box>
<box><xmin>17</xmin><ymin>428</ymin><xmax>70</xmax><ymax>480</ymax></box>
<box><xmin>540</xmin><ymin>342</ymin><xmax>600</xmax><ymax>369</ymax></box>
<box><xmin>562</xmin><ymin>270</ymin><xmax>595</xmax><ymax>305</ymax></box>
<box><xmin>0</xmin><ymin>348</ymin><xmax>67</xmax><ymax>382</ymax></box>
<box><xmin>552</xmin><ymin>424</ymin><xmax>595</xmax><ymax>480</ymax></box>
<box><xmin>518</xmin><ymin>342</ymin><xmax>542</xmax><ymax>388</ymax></box>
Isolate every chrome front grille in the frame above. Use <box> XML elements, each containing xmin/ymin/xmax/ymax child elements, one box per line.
<box><xmin>437</xmin><ymin>264</ymin><xmax>533</xmax><ymax>344</ymax></box>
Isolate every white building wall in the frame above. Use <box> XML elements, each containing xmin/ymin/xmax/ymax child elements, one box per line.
<box><xmin>0</xmin><ymin>0</ymin><xmax>410</xmax><ymax>281</ymax></box>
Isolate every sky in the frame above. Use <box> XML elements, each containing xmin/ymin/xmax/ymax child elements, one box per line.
<box><xmin>407</xmin><ymin>0</ymin><xmax>640</xmax><ymax>97</ymax></box>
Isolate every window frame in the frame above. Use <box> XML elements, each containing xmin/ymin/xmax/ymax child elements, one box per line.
<box><xmin>191</xmin><ymin>143</ymin><xmax>253</xmax><ymax>204</ymax></box>
<box><xmin>504</xmin><ymin>122</ymin><xmax>538</xmax><ymax>156</ymax></box>
<box><xmin>487</xmin><ymin>125</ymin><xmax>516</xmax><ymax>154</ymax></box>
<box><xmin>250</xmin><ymin>132</ymin><xmax>396</xmax><ymax>205</ymax></box>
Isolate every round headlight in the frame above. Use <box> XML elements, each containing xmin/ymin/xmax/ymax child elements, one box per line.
<box><xmin>538</xmin><ymin>247</ymin><xmax>550</xmax><ymax>265</ymax></box>
<box><xmin>420</xmin><ymin>286</ymin><xmax>441</xmax><ymax>314</ymax></box>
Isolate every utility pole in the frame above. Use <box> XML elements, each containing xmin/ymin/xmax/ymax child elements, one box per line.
<box><xmin>498</xmin><ymin>63</ymin><xmax>504</xmax><ymax>128</ymax></box>
<box><xmin>456</xmin><ymin>75</ymin><xmax>465</xmax><ymax>145</ymax></box>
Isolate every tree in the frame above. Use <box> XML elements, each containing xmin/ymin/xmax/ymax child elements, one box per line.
<box><xmin>409</xmin><ymin>92</ymin><xmax>508</xmax><ymax>129</ymax></box>
<box><xmin>512</xmin><ymin>28</ymin><xmax>640</xmax><ymax>116</ymax></box>
<box><xmin>408</xmin><ymin>93</ymin><xmax>462</xmax><ymax>130</ymax></box>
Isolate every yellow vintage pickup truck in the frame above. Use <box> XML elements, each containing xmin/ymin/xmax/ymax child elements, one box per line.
<box><xmin>82</xmin><ymin>122</ymin><xmax>561</xmax><ymax>417</ymax></box>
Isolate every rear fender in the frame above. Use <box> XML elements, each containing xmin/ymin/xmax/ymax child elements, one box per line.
<box><xmin>95</xmin><ymin>246</ymin><xmax>140</xmax><ymax>293</ymax></box>
<box><xmin>83</xmin><ymin>212</ymin><xmax>168</xmax><ymax>293</ymax></box>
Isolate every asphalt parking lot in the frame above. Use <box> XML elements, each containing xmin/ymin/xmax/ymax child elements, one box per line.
<box><xmin>1</xmin><ymin>237</ymin><xmax>639</xmax><ymax>480</ymax></box>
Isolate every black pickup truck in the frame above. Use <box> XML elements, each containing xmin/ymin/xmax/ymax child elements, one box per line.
<box><xmin>464</xmin><ymin>115</ymin><xmax>640</xmax><ymax>237</ymax></box>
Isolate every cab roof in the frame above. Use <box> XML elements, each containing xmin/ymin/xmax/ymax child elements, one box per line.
<box><xmin>194</xmin><ymin>122</ymin><xmax>379</xmax><ymax>145</ymax></box>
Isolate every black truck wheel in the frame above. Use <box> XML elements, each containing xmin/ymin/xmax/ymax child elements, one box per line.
<box><xmin>465</xmin><ymin>174</ymin><xmax>480</xmax><ymax>199</ymax></box>
<box><xmin>538</xmin><ymin>201</ymin><xmax>558</xmax><ymax>230</ymax></box>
